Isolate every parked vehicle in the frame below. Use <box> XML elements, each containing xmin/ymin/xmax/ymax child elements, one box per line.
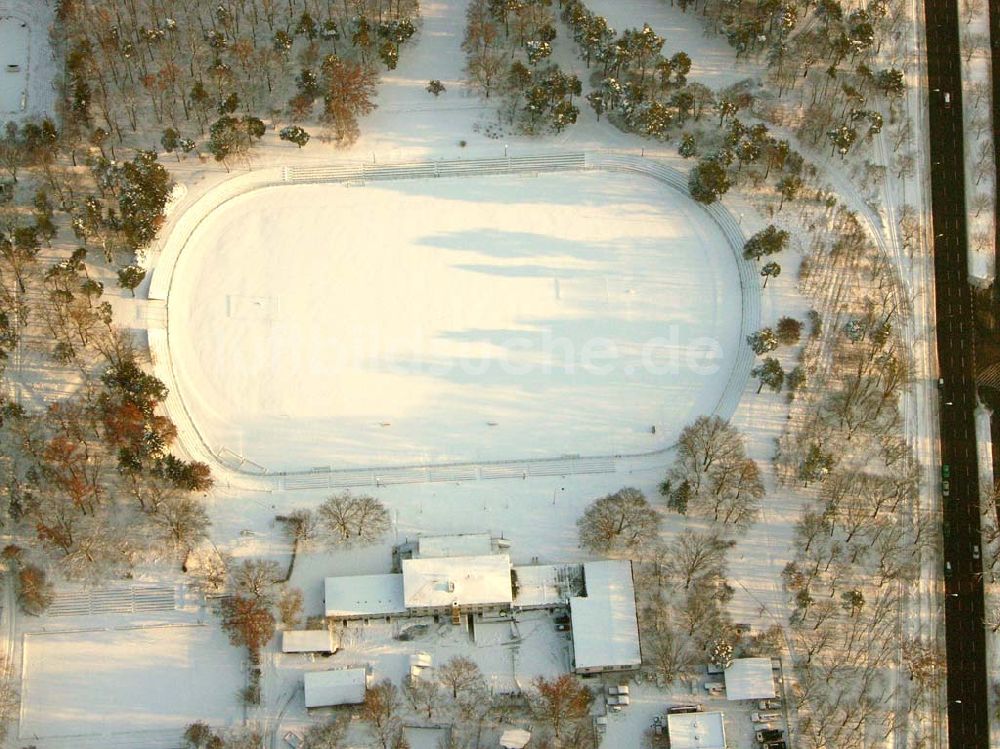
<box><xmin>668</xmin><ymin>704</ymin><xmax>703</xmax><ymax>714</ymax></box>
<box><xmin>758</xmin><ymin>699</ymin><xmax>782</xmax><ymax>710</ymax></box>
<box><xmin>973</xmin><ymin>544</ymin><xmax>981</xmax><ymax>560</ymax></box>
<box><xmin>752</xmin><ymin>712</ymin><xmax>781</xmax><ymax>723</ymax></box>
<box><xmin>757</xmin><ymin>728</ymin><xmax>784</xmax><ymax>743</ymax></box>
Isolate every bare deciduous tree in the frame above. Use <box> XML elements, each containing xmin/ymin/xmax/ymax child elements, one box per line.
<box><xmin>437</xmin><ymin>655</ymin><xmax>483</xmax><ymax>699</ymax></box>
<box><xmin>318</xmin><ymin>492</ymin><xmax>390</xmax><ymax>546</ymax></box>
<box><xmin>577</xmin><ymin>487</ymin><xmax>661</xmax><ymax>554</ymax></box>
<box><xmin>666</xmin><ymin>529</ymin><xmax>731</xmax><ymax>590</ymax></box>
<box><xmin>361</xmin><ymin>679</ymin><xmax>403</xmax><ymax>749</ymax></box>
<box><xmin>404</xmin><ymin>676</ymin><xmax>442</xmax><ymax>719</ymax></box>
<box><xmin>231</xmin><ymin>558</ymin><xmax>282</xmax><ymax>604</ymax></box>
<box><xmin>532</xmin><ymin>674</ymin><xmax>594</xmax><ymax>742</ymax></box>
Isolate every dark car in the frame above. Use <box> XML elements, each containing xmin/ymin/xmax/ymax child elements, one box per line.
<box><xmin>756</xmin><ymin>729</ymin><xmax>783</xmax><ymax>743</ymax></box>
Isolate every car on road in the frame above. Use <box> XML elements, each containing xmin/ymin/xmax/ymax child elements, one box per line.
<box><xmin>943</xmin><ymin>92</ymin><xmax>951</xmax><ymax>105</ymax></box>
<box><xmin>945</xmin><ymin>561</ymin><xmax>953</xmax><ymax>577</ymax></box>
<box><xmin>973</xmin><ymin>544</ymin><xmax>980</xmax><ymax>560</ymax></box>
<box><xmin>943</xmin><ymin>464</ymin><xmax>950</xmax><ymax>479</ymax></box>
<box><xmin>942</xmin><ymin>480</ymin><xmax>950</xmax><ymax>497</ymax></box>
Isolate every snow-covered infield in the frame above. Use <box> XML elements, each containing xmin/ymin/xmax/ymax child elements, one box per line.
<box><xmin>0</xmin><ymin>15</ymin><xmax>29</xmax><ymax>114</ymax></box>
<box><xmin>161</xmin><ymin>154</ymin><xmax>752</xmax><ymax>474</ymax></box>
<box><xmin>20</xmin><ymin>624</ymin><xmax>243</xmax><ymax>738</ymax></box>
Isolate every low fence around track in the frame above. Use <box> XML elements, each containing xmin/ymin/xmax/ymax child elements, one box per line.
<box><xmin>147</xmin><ymin>150</ymin><xmax>756</xmax><ymax>491</ymax></box>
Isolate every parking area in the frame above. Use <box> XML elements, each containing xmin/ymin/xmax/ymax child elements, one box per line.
<box><xmin>601</xmin><ymin>660</ymin><xmax>789</xmax><ymax>749</ymax></box>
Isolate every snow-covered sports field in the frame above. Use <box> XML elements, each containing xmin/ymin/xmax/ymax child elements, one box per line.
<box><xmin>169</xmin><ymin>170</ymin><xmax>742</xmax><ymax>471</ymax></box>
<box><xmin>20</xmin><ymin>625</ymin><xmax>243</xmax><ymax>738</ymax></box>
<box><xmin>0</xmin><ymin>16</ymin><xmax>29</xmax><ymax>114</ymax></box>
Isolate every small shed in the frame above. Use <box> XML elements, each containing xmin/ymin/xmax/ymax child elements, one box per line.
<box><xmin>724</xmin><ymin>657</ymin><xmax>777</xmax><ymax>701</ymax></box>
<box><xmin>499</xmin><ymin>728</ymin><xmax>532</xmax><ymax>748</ymax></box>
<box><xmin>282</xmin><ymin>630</ymin><xmax>335</xmax><ymax>654</ymax></box>
<box><xmin>303</xmin><ymin>668</ymin><xmax>368</xmax><ymax>708</ymax></box>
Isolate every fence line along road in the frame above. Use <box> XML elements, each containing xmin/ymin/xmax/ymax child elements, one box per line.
<box><xmin>148</xmin><ymin>150</ymin><xmax>756</xmax><ymax>491</ymax></box>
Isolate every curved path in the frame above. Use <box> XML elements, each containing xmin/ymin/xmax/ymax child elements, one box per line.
<box><xmin>148</xmin><ymin>151</ymin><xmax>758</xmax><ymax>491</ymax></box>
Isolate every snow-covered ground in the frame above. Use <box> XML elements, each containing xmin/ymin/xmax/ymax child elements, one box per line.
<box><xmin>0</xmin><ymin>17</ymin><xmax>28</xmax><ymax>114</ymax></box>
<box><xmin>12</xmin><ymin>0</ymin><xmax>947</xmax><ymax>743</ymax></box>
<box><xmin>20</xmin><ymin>624</ymin><xmax>244</xmax><ymax>739</ymax></box>
<box><xmin>957</xmin><ymin>4</ymin><xmax>996</xmax><ymax>284</ymax></box>
<box><xmin>0</xmin><ymin>1</ymin><xmax>55</xmax><ymax>121</ymax></box>
<box><xmin>168</xmin><ymin>171</ymin><xmax>742</xmax><ymax>471</ymax></box>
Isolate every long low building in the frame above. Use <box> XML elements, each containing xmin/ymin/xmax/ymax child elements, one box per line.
<box><xmin>304</xmin><ymin>668</ymin><xmax>369</xmax><ymax>708</ymax></box>
<box><xmin>282</xmin><ymin>629</ymin><xmax>336</xmax><ymax>654</ymax></box>
<box><xmin>402</xmin><ymin>554</ymin><xmax>513</xmax><ymax>614</ymax></box>
<box><xmin>324</xmin><ymin>573</ymin><xmax>406</xmax><ymax>619</ymax></box>
<box><xmin>569</xmin><ymin>560</ymin><xmax>642</xmax><ymax>674</ymax></box>
<box><xmin>724</xmin><ymin>657</ymin><xmax>777</xmax><ymax>701</ymax></box>
<box><xmin>326</xmin><ymin>555</ymin><xmax>515</xmax><ymax>620</ymax></box>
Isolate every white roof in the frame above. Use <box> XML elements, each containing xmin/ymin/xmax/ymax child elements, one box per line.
<box><xmin>324</xmin><ymin>573</ymin><xmax>405</xmax><ymax>618</ymax></box>
<box><xmin>409</xmin><ymin>652</ymin><xmax>432</xmax><ymax>668</ymax></box>
<box><xmin>667</xmin><ymin>712</ymin><xmax>727</xmax><ymax>749</ymax></box>
<box><xmin>403</xmin><ymin>554</ymin><xmax>512</xmax><ymax>609</ymax></box>
<box><xmin>570</xmin><ymin>560</ymin><xmax>641</xmax><ymax>671</ymax></box>
<box><xmin>282</xmin><ymin>630</ymin><xmax>333</xmax><ymax>653</ymax></box>
<box><xmin>512</xmin><ymin>564</ymin><xmax>571</xmax><ymax>607</ymax></box>
<box><xmin>499</xmin><ymin>729</ymin><xmax>532</xmax><ymax>748</ymax></box>
<box><xmin>303</xmin><ymin>668</ymin><xmax>367</xmax><ymax>708</ymax></box>
<box><xmin>724</xmin><ymin>658</ymin><xmax>777</xmax><ymax>700</ymax></box>
<box><xmin>417</xmin><ymin>533</ymin><xmax>494</xmax><ymax>558</ymax></box>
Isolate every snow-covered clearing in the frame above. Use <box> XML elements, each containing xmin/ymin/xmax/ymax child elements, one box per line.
<box><xmin>168</xmin><ymin>170</ymin><xmax>742</xmax><ymax>471</ymax></box>
<box><xmin>0</xmin><ymin>1</ymin><xmax>55</xmax><ymax>121</ymax></box>
<box><xmin>0</xmin><ymin>16</ymin><xmax>28</xmax><ymax>114</ymax></box>
<box><xmin>20</xmin><ymin>624</ymin><xmax>244</xmax><ymax>739</ymax></box>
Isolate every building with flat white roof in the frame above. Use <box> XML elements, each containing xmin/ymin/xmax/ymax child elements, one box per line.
<box><xmin>499</xmin><ymin>728</ymin><xmax>532</xmax><ymax>748</ymax></box>
<box><xmin>402</xmin><ymin>554</ymin><xmax>513</xmax><ymax>614</ymax></box>
<box><xmin>724</xmin><ymin>657</ymin><xmax>777</xmax><ymax>701</ymax></box>
<box><xmin>569</xmin><ymin>560</ymin><xmax>641</xmax><ymax>673</ymax></box>
<box><xmin>303</xmin><ymin>668</ymin><xmax>368</xmax><ymax>708</ymax></box>
<box><xmin>666</xmin><ymin>711</ymin><xmax>727</xmax><ymax>749</ymax></box>
<box><xmin>416</xmin><ymin>533</ymin><xmax>496</xmax><ymax>558</ymax></box>
<box><xmin>324</xmin><ymin>573</ymin><xmax>405</xmax><ymax>619</ymax></box>
<box><xmin>282</xmin><ymin>630</ymin><xmax>335</xmax><ymax>653</ymax></box>
<box><xmin>511</xmin><ymin>564</ymin><xmax>579</xmax><ymax>608</ymax></box>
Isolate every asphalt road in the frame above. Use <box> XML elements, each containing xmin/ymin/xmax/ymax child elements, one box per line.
<box><xmin>923</xmin><ymin>0</ymin><xmax>990</xmax><ymax>745</ymax></box>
